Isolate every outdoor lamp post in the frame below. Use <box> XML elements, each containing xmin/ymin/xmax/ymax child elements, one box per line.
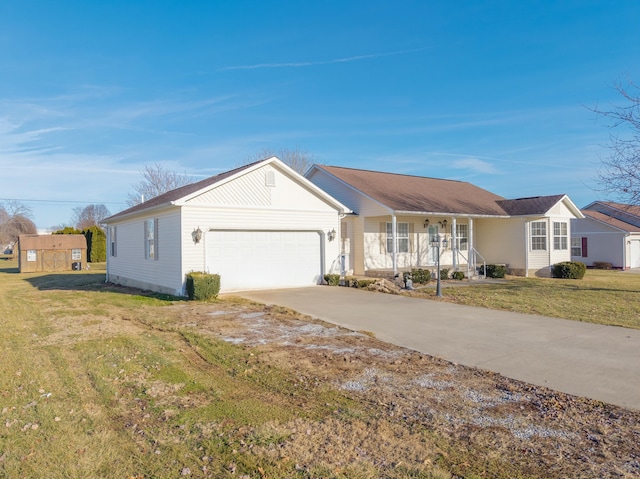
<box><xmin>431</xmin><ymin>234</ymin><xmax>447</xmax><ymax>297</ymax></box>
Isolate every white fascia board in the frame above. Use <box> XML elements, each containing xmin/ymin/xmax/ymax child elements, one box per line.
<box><xmin>558</xmin><ymin>195</ymin><xmax>585</xmax><ymax>219</ymax></box>
<box><xmin>103</xmin><ymin>203</ymin><xmax>177</xmax><ymax>224</ymax></box>
<box><xmin>395</xmin><ymin>210</ymin><xmax>510</xmax><ymax>218</ymax></box>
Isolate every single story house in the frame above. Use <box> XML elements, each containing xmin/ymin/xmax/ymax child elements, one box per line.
<box><xmin>103</xmin><ymin>157</ymin><xmax>351</xmax><ymax>296</ymax></box>
<box><xmin>571</xmin><ymin>201</ymin><xmax>640</xmax><ymax>269</ymax></box>
<box><xmin>18</xmin><ymin>234</ymin><xmax>87</xmax><ymax>273</ymax></box>
<box><xmin>305</xmin><ymin>165</ymin><xmax>584</xmax><ymax>278</ymax></box>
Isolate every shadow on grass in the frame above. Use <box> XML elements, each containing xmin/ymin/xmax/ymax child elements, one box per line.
<box><xmin>22</xmin><ymin>273</ymin><xmax>185</xmax><ymax>302</ymax></box>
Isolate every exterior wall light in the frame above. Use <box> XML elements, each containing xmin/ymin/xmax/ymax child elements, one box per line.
<box><xmin>192</xmin><ymin>227</ymin><xmax>203</xmax><ymax>244</ymax></box>
<box><xmin>327</xmin><ymin>228</ymin><xmax>336</xmax><ymax>242</ymax></box>
<box><xmin>424</xmin><ymin>218</ymin><xmax>430</xmax><ymax>228</ymax></box>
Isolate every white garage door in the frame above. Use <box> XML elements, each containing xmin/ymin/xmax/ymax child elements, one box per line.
<box><xmin>206</xmin><ymin>230</ymin><xmax>322</xmax><ymax>291</ymax></box>
<box><xmin>630</xmin><ymin>240</ymin><xmax>640</xmax><ymax>268</ymax></box>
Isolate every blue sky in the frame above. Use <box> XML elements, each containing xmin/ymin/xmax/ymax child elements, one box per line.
<box><xmin>1</xmin><ymin>1</ymin><xmax>639</xmax><ymax>230</ymax></box>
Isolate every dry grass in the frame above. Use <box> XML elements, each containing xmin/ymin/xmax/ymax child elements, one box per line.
<box><xmin>408</xmin><ymin>269</ymin><xmax>640</xmax><ymax>329</ymax></box>
<box><xmin>1</xmin><ymin>258</ymin><xmax>639</xmax><ymax>478</ymax></box>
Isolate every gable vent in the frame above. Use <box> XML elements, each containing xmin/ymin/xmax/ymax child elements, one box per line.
<box><xmin>265</xmin><ymin>171</ymin><xmax>276</xmax><ymax>187</ymax></box>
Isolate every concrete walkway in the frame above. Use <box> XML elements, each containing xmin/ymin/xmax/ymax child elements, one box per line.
<box><xmin>237</xmin><ymin>286</ymin><xmax>640</xmax><ymax>410</ymax></box>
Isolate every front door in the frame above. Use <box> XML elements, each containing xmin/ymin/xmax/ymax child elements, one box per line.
<box><xmin>428</xmin><ymin>225</ymin><xmax>439</xmax><ymax>264</ymax></box>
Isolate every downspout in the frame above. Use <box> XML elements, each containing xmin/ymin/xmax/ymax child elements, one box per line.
<box><xmin>451</xmin><ymin>217</ymin><xmax>457</xmax><ymax>271</ymax></box>
<box><xmin>392</xmin><ymin>214</ymin><xmax>398</xmax><ymax>275</ymax></box>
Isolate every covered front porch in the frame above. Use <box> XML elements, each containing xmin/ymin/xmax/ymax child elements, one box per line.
<box><xmin>341</xmin><ymin>213</ymin><xmax>486</xmax><ymax>280</ymax></box>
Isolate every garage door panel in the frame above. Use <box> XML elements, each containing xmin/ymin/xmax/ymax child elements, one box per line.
<box><xmin>206</xmin><ymin>230</ymin><xmax>321</xmax><ymax>291</ymax></box>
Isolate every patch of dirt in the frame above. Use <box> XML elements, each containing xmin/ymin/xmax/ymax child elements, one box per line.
<box><xmin>161</xmin><ymin>300</ymin><xmax>640</xmax><ymax>479</ymax></box>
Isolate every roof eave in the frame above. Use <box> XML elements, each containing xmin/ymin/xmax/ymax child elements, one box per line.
<box><xmin>104</xmin><ymin>201</ymin><xmax>178</xmax><ymax>224</ymax></box>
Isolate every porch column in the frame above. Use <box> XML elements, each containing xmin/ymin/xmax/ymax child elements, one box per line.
<box><xmin>392</xmin><ymin>214</ymin><xmax>398</xmax><ymax>274</ymax></box>
<box><xmin>468</xmin><ymin>217</ymin><xmax>474</xmax><ymax>273</ymax></box>
<box><xmin>451</xmin><ymin>217</ymin><xmax>457</xmax><ymax>271</ymax></box>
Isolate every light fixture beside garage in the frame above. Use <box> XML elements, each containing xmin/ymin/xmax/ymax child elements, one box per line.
<box><xmin>192</xmin><ymin>227</ymin><xmax>203</xmax><ymax>244</ymax></box>
<box><xmin>327</xmin><ymin>228</ymin><xmax>336</xmax><ymax>242</ymax></box>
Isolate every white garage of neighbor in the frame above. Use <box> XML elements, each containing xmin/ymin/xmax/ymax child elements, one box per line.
<box><xmin>104</xmin><ymin>157</ymin><xmax>350</xmax><ymax>296</ymax></box>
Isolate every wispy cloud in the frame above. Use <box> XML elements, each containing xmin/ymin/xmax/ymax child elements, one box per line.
<box><xmin>450</xmin><ymin>157</ymin><xmax>502</xmax><ymax>174</ymax></box>
<box><xmin>218</xmin><ymin>47</ymin><xmax>428</xmax><ymax>71</ymax></box>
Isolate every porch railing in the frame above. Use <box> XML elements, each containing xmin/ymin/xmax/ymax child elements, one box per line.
<box><xmin>455</xmin><ymin>247</ymin><xmax>486</xmax><ymax>279</ymax></box>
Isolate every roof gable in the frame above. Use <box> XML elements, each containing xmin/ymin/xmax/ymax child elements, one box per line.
<box><xmin>583</xmin><ymin>201</ymin><xmax>640</xmax><ymax>230</ymax></box>
<box><xmin>497</xmin><ymin>195</ymin><xmax>566</xmax><ymax>216</ymax></box>
<box><xmin>105</xmin><ymin>158</ymin><xmax>350</xmax><ymax>223</ymax></box>
<box><xmin>311</xmin><ymin>165</ymin><xmax>508</xmax><ymax>216</ymax></box>
<box><xmin>582</xmin><ymin>210</ymin><xmax>640</xmax><ymax>233</ymax></box>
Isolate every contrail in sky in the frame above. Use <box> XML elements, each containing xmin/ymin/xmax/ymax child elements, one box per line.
<box><xmin>218</xmin><ymin>47</ymin><xmax>428</xmax><ymax>71</ymax></box>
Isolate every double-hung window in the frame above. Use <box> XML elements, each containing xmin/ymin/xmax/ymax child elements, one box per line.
<box><xmin>530</xmin><ymin>221</ymin><xmax>547</xmax><ymax>251</ymax></box>
<box><xmin>553</xmin><ymin>222</ymin><xmax>568</xmax><ymax>250</ymax></box>
<box><xmin>110</xmin><ymin>226</ymin><xmax>117</xmax><ymax>257</ymax></box>
<box><xmin>72</xmin><ymin>249</ymin><xmax>81</xmax><ymax>261</ymax></box>
<box><xmin>145</xmin><ymin>219</ymin><xmax>158</xmax><ymax>260</ymax></box>
<box><xmin>571</xmin><ymin>237</ymin><xmax>582</xmax><ymax>256</ymax></box>
<box><xmin>455</xmin><ymin>224</ymin><xmax>468</xmax><ymax>251</ymax></box>
<box><xmin>386</xmin><ymin>222</ymin><xmax>409</xmax><ymax>253</ymax></box>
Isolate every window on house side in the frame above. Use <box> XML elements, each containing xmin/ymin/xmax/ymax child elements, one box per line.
<box><xmin>553</xmin><ymin>222</ymin><xmax>568</xmax><ymax>250</ymax></box>
<box><xmin>72</xmin><ymin>249</ymin><xmax>81</xmax><ymax>260</ymax></box>
<box><xmin>145</xmin><ymin>219</ymin><xmax>158</xmax><ymax>260</ymax></box>
<box><xmin>571</xmin><ymin>237</ymin><xmax>582</xmax><ymax>256</ymax></box>
<box><xmin>456</xmin><ymin>224</ymin><xmax>468</xmax><ymax>251</ymax></box>
<box><xmin>110</xmin><ymin>226</ymin><xmax>117</xmax><ymax>257</ymax></box>
<box><xmin>27</xmin><ymin>250</ymin><xmax>36</xmax><ymax>262</ymax></box>
<box><xmin>386</xmin><ymin>222</ymin><xmax>409</xmax><ymax>253</ymax></box>
<box><xmin>530</xmin><ymin>221</ymin><xmax>547</xmax><ymax>251</ymax></box>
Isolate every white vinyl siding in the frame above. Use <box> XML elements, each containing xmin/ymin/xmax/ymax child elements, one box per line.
<box><xmin>531</xmin><ymin>221</ymin><xmax>547</xmax><ymax>251</ymax></box>
<box><xmin>106</xmin><ymin>209</ymin><xmax>182</xmax><ymax>295</ymax></box>
<box><xmin>553</xmin><ymin>222</ymin><xmax>568</xmax><ymax>250</ymax></box>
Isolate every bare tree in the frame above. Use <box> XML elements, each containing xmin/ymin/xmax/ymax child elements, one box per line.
<box><xmin>0</xmin><ymin>201</ymin><xmax>37</xmax><ymax>244</ymax></box>
<box><xmin>71</xmin><ymin>204</ymin><xmax>111</xmax><ymax>230</ymax></box>
<box><xmin>247</xmin><ymin>147</ymin><xmax>317</xmax><ymax>175</ymax></box>
<box><xmin>592</xmin><ymin>79</ymin><xmax>640</xmax><ymax>205</ymax></box>
<box><xmin>127</xmin><ymin>163</ymin><xmax>192</xmax><ymax>207</ymax></box>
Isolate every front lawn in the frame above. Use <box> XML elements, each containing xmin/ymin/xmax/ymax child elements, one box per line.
<box><xmin>411</xmin><ymin>269</ymin><xmax>640</xmax><ymax>329</ymax></box>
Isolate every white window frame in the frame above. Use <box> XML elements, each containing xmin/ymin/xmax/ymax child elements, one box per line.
<box><xmin>571</xmin><ymin>236</ymin><xmax>582</xmax><ymax>256</ymax></box>
<box><xmin>530</xmin><ymin>221</ymin><xmax>547</xmax><ymax>251</ymax></box>
<box><xmin>144</xmin><ymin>219</ymin><xmax>158</xmax><ymax>260</ymax></box>
<box><xmin>72</xmin><ymin>248</ymin><xmax>81</xmax><ymax>261</ymax></box>
<box><xmin>27</xmin><ymin>250</ymin><xmax>37</xmax><ymax>262</ymax></box>
<box><xmin>110</xmin><ymin>226</ymin><xmax>117</xmax><ymax>257</ymax></box>
<box><xmin>553</xmin><ymin>222</ymin><xmax>568</xmax><ymax>250</ymax></box>
<box><xmin>455</xmin><ymin>224</ymin><xmax>468</xmax><ymax>251</ymax></box>
<box><xmin>386</xmin><ymin>222</ymin><xmax>409</xmax><ymax>254</ymax></box>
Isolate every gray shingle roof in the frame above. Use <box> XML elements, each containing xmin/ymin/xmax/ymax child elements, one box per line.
<box><xmin>105</xmin><ymin>161</ymin><xmax>260</xmax><ymax>222</ymax></box>
<box><xmin>316</xmin><ymin>165</ymin><xmax>510</xmax><ymax>215</ymax></box>
<box><xmin>497</xmin><ymin>195</ymin><xmax>566</xmax><ymax>216</ymax></box>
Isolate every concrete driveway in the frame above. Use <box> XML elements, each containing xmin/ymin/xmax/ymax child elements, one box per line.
<box><xmin>237</xmin><ymin>286</ymin><xmax>640</xmax><ymax>410</ymax></box>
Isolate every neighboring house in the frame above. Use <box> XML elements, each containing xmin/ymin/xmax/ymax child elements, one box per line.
<box><xmin>18</xmin><ymin>234</ymin><xmax>87</xmax><ymax>273</ymax></box>
<box><xmin>305</xmin><ymin>165</ymin><xmax>584</xmax><ymax>278</ymax></box>
<box><xmin>571</xmin><ymin>201</ymin><xmax>640</xmax><ymax>269</ymax></box>
<box><xmin>103</xmin><ymin>157</ymin><xmax>350</xmax><ymax>296</ymax></box>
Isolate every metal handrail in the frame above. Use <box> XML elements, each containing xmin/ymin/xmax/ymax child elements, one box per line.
<box><xmin>455</xmin><ymin>247</ymin><xmax>486</xmax><ymax>279</ymax></box>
